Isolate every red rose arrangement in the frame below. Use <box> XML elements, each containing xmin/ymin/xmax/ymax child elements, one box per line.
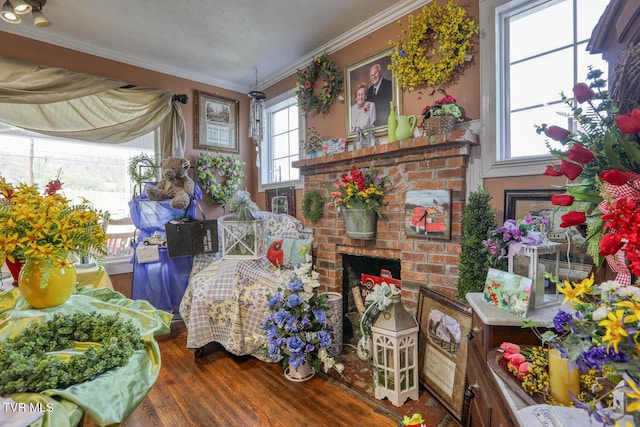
<box><xmin>536</xmin><ymin>68</ymin><xmax>640</xmax><ymax>285</ymax></box>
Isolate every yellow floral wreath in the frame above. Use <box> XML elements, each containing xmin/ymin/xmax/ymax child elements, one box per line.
<box><xmin>389</xmin><ymin>0</ymin><xmax>478</xmax><ymax>91</ymax></box>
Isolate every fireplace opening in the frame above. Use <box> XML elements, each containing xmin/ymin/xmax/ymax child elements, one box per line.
<box><xmin>341</xmin><ymin>254</ymin><xmax>401</xmax><ymax>345</ymax></box>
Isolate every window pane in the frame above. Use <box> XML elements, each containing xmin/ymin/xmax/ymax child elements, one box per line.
<box><xmin>289</xmin><ymin>130</ymin><xmax>300</xmax><ymax>156</ymax></box>
<box><xmin>510</xmin><ymin>104</ymin><xmax>568</xmax><ymax>157</ymax></box>
<box><xmin>273</xmin><ymin>133</ymin><xmax>290</xmax><ymax>157</ymax></box>
<box><xmin>510</xmin><ymin>48</ymin><xmax>573</xmax><ymax>110</ymax></box>
<box><xmin>577</xmin><ymin>43</ymin><xmax>608</xmax><ymax>78</ymax></box>
<box><xmin>289</xmin><ymin>106</ymin><xmax>299</xmax><ymax>129</ymax></box>
<box><xmin>577</xmin><ymin>1</ymin><xmax>609</xmax><ymax>40</ymax></box>
<box><xmin>510</xmin><ymin>0</ymin><xmax>572</xmax><ymax>62</ymax></box>
<box><xmin>0</xmin><ymin>126</ymin><xmax>154</xmax><ymax>258</ymax></box>
<box><xmin>272</xmin><ymin>108</ymin><xmax>290</xmax><ymax>135</ymax></box>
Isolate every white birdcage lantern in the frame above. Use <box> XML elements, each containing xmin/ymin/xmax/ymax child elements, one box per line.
<box><xmin>221</xmin><ymin>218</ymin><xmax>266</xmax><ymax>259</ymax></box>
<box><xmin>371</xmin><ymin>295</ymin><xmax>419</xmax><ymax>407</ymax></box>
<box><xmin>508</xmin><ymin>242</ymin><xmax>561</xmax><ymax>309</ymax></box>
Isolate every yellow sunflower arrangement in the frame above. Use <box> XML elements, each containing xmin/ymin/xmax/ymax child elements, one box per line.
<box><xmin>389</xmin><ymin>0</ymin><xmax>478</xmax><ymax>91</ymax></box>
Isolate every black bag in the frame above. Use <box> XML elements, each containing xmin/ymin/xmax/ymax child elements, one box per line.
<box><xmin>165</xmin><ymin>219</ymin><xmax>218</xmax><ymax>258</ymax></box>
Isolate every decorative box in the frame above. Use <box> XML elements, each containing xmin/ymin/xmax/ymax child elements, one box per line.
<box><xmin>221</xmin><ymin>218</ymin><xmax>266</xmax><ymax>259</ymax></box>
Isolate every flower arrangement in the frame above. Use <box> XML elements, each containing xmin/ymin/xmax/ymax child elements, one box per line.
<box><xmin>398</xmin><ymin>413</ymin><xmax>427</xmax><ymax>427</ymax></box>
<box><xmin>518</xmin><ymin>276</ymin><xmax>640</xmax><ymax>424</ymax></box>
<box><xmin>536</xmin><ymin>68</ymin><xmax>640</xmax><ymax>285</ymax></box>
<box><xmin>262</xmin><ymin>256</ymin><xmax>344</xmax><ymax>375</ymax></box>
<box><xmin>421</xmin><ymin>92</ymin><xmax>464</xmax><ymax>120</ymax></box>
<box><xmin>482</xmin><ymin>215</ymin><xmax>550</xmax><ymax>263</ymax></box>
<box><xmin>329</xmin><ymin>165</ymin><xmax>391</xmax><ymax>214</ymax></box>
<box><xmin>194</xmin><ymin>152</ymin><xmax>245</xmax><ymax>207</ymax></box>
<box><xmin>304</xmin><ymin>127</ymin><xmax>324</xmax><ymax>155</ymax></box>
<box><xmin>0</xmin><ymin>175</ymin><xmax>108</xmax><ymax>283</ymax></box>
<box><xmin>388</xmin><ymin>0</ymin><xmax>477</xmax><ymax>91</ymax></box>
<box><xmin>295</xmin><ymin>54</ymin><xmax>343</xmax><ymax>116</ymax></box>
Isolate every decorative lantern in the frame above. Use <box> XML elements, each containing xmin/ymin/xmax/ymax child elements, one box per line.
<box><xmin>371</xmin><ymin>295</ymin><xmax>419</xmax><ymax>407</ymax></box>
<box><xmin>221</xmin><ymin>217</ymin><xmax>266</xmax><ymax>259</ymax></box>
<box><xmin>508</xmin><ymin>242</ymin><xmax>561</xmax><ymax>309</ymax></box>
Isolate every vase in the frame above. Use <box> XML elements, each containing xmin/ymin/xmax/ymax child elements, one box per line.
<box><xmin>5</xmin><ymin>258</ymin><xmax>22</xmax><ymax>286</ymax></box>
<box><xmin>284</xmin><ymin>362</ymin><xmax>315</xmax><ymax>382</ymax></box>
<box><xmin>394</xmin><ymin>114</ymin><xmax>417</xmax><ymax>141</ymax></box>
<box><xmin>548</xmin><ymin>348</ymin><xmax>580</xmax><ymax>406</ymax></box>
<box><xmin>18</xmin><ymin>258</ymin><xmax>77</xmax><ymax>308</ymax></box>
<box><xmin>341</xmin><ymin>207</ymin><xmax>377</xmax><ymax>240</ymax></box>
<box><xmin>387</xmin><ymin>101</ymin><xmax>397</xmax><ymax>143</ymax></box>
<box><xmin>319</xmin><ymin>291</ymin><xmax>343</xmax><ymax>356</ymax></box>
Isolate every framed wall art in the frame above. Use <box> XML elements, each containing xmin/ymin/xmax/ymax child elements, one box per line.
<box><xmin>404</xmin><ymin>189</ymin><xmax>451</xmax><ymax>240</ymax></box>
<box><xmin>194</xmin><ymin>90</ymin><xmax>239</xmax><ymax>153</ymax></box>
<box><xmin>417</xmin><ymin>287</ymin><xmax>472</xmax><ymax>423</ymax></box>
<box><xmin>345</xmin><ymin>48</ymin><xmax>401</xmax><ymax>141</ymax></box>
<box><xmin>265</xmin><ymin>186</ymin><xmax>296</xmax><ymax>216</ymax></box>
<box><xmin>504</xmin><ymin>189</ymin><xmax>592</xmax><ymax>281</ymax></box>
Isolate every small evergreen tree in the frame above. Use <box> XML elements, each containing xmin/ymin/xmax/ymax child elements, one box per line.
<box><xmin>457</xmin><ymin>188</ymin><xmax>502</xmax><ymax>301</ymax></box>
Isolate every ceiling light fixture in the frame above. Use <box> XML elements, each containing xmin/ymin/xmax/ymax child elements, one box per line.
<box><xmin>1</xmin><ymin>0</ymin><xmax>50</xmax><ymax>27</ymax></box>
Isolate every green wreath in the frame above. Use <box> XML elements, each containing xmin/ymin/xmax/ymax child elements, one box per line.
<box><xmin>0</xmin><ymin>312</ymin><xmax>143</xmax><ymax>394</ymax></box>
<box><xmin>295</xmin><ymin>54</ymin><xmax>343</xmax><ymax>116</ymax></box>
<box><xmin>128</xmin><ymin>153</ymin><xmax>159</xmax><ymax>186</ymax></box>
<box><xmin>301</xmin><ymin>190</ymin><xmax>325</xmax><ymax>222</ymax></box>
<box><xmin>195</xmin><ymin>152</ymin><xmax>246</xmax><ymax>206</ymax></box>
<box><xmin>389</xmin><ymin>0</ymin><xmax>478</xmax><ymax>91</ymax></box>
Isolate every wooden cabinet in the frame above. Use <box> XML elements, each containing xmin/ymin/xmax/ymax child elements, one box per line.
<box><xmin>465</xmin><ymin>293</ymin><xmax>561</xmax><ymax>427</ymax></box>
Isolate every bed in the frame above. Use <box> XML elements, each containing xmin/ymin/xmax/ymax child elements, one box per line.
<box><xmin>179</xmin><ymin>211</ymin><xmax>313</xmax><ymax>360</ymax></box>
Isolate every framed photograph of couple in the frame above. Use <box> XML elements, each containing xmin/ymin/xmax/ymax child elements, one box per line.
<box><xmin>345</xmin><ymin>48</ymin><xmax>401</xmax><ymax>141</ymax></box>
<box><xmin>194</xmin><ymin>90</ymin><xmax>239</xmax><ymax>153</ymax></box>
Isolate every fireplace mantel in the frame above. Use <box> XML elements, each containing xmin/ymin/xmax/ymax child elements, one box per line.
<box><xmin>293</xmin><ymin>128</ymin><xmax>478</xmax><ymax>173</ymax></box>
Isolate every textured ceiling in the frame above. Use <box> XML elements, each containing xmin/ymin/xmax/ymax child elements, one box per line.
<box><xmin>1</xmin><ymin>0</ymin><xmax>426</xmax><ymax>92</ymax></box>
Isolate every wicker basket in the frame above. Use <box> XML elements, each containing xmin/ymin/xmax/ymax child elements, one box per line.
<box><xmin>421</xmin><ymin>115</ymin><xmax>457</xmax><ymax>136</ymax></box>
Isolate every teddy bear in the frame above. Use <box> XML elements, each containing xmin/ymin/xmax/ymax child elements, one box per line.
<box><xmin>145</xmin><ymin>156</ymin><xmax>195</xmax><ymax>210</ymax></box>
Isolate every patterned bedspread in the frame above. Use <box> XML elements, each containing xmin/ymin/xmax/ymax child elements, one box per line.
<box><xmin>179</xmin><ymin>256</ymin><xmax>282</xmax><ymax>361</ymax></box>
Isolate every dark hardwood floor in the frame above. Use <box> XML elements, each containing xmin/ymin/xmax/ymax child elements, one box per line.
<box><xmin>84</xmin><ymin>321</ymin><xmax>401</xmax><ymax>427</ymax></box>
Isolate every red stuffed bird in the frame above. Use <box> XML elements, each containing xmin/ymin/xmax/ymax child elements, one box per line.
<box><xmin>267</xmin><ymin>239</ymin><xmax>284</xmax><ymax>267</ymax></box>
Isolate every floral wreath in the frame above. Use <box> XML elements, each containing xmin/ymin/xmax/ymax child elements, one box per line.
<box><xmin>295</xmin><ymin>54</ymin><xmax>343</xmax><ymax>116</ymax></box>
<box><xmin>389</xmin><ymin>0</ymin><xmax>478</xmax><ymax>91</ymax></box>
<box><xmin>195</xmin><ymin>152</ymin><xmax>245</xmax><ymax>206</ymax></box>
<box><xmin>0</xmin><ymin>312</ymin><xmax>143</xmax><ymax>394</ymax></box>
<box><xmin>301</xmin><ymin>190</ymin><xmax>325</xmax><ymax>222</ymax></box>
<box><xmin>128</xmin><ymin>153</ymin><xmax>159</xmax><ymax>186</ymax></box>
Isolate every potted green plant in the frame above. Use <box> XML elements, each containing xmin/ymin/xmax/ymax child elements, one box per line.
<box><xmin>457</xmin><ymin>188</ymin><xmax>501</xmax><ymax>301</ymax></box>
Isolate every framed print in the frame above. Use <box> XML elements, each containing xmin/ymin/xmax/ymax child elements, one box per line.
<box><xmin>265</xmin><ymin>186</ymin><xmax>296</xmax><ymax>216</ymax></box>
<box><xmin>345</xmin><ymin>49</ymin><xmax>401</xmax><ymax>141</ymax></box>
<box><xmin>417</xmin><ymin>287</ymin><xmax>472</xmax><ymax>423</ymax></box>
<box><xmin>482</xmin><ymin>268</ymin><xmax>532</xmax><ymax>317</ymax></box>
<box><xmin>194</xmin><ymin>90</ymin><xmax>239</xmax><ymax>153</ymax></box>
<box><xmin>504</xmin><ymin>189</ymin><xmax>593</xmax><ymax>281</ymax></box>
<box><xmin>404</xmin><ymin>189</ymin><xmax>451</xmax><ymax>240</ymax></box>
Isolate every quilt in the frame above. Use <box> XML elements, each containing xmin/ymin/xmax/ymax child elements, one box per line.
<box><xmin>179</xmin><ymin>256</ymin><xmax>283</xmax><ymax>361</ymax></box>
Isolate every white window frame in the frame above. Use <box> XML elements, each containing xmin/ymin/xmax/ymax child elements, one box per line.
<box><xmin>259</xmin><ymin>89</ymin><xmax>304</xmax><ymax>191</ymax></box>
<box><xmin>478</xmin><ymin>0</ymin><xmax>597</xmax><ymax>179</ymax></box>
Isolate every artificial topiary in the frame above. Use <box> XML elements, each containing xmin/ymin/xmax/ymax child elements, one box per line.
<box><xmin>457</xmin><ymin>188</ymin><xmax>504</xmax><ymax>301</ymax></box>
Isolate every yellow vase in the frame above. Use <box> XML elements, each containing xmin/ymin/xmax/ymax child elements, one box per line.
<box><xmin>548</xmin><ymin>348</ymin><xmax>580</xmax><ymax>406</ymax></box>
<box><xmin>18</xmin><ymin>258</ymin><xmax>77</xmax><ymax>308</ymax></box>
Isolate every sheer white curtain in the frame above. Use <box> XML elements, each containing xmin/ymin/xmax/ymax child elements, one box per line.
<box><xmin>0</xmin><ymin>55</ymin><xmax>186</xmax><ymax>157</ymax></box>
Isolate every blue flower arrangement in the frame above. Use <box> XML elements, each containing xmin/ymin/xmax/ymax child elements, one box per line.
<box><xmin>262</xmin><ymin>258</ymin><xmax>344</xmax><ymax>374</ymax></box>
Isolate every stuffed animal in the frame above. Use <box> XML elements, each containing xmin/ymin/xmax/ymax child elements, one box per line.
<box><xmin>145</xmin><ymin>156</ymin><xmax>195</xmax><ymax>210</ymax></box>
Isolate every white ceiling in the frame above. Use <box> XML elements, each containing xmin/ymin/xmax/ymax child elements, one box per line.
<box><xmin>1</xmin><ymin>0</ymin><xmax>427</xmax><ymax>93</ymax></box>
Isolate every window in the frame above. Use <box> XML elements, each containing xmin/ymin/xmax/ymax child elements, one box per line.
<box><xmin>480</xmin><ymin>0</ymin><xmax>609</xmax><ymax>178</ymax></box>
<box><xmin>260</xmin><ymin>90</ymin><xmax>302</xmax><ymax>188</ymax></box>
<box><xmin>0</xmin><ymin>122</ymin><xmax>155</xmax><ymax>267</ymax></box>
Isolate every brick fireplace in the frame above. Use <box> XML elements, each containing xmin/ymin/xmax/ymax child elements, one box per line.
<box><xmin>293</xmin><ymin>129</ymin><xmax>479</xmax><ymax>314</ymax></box>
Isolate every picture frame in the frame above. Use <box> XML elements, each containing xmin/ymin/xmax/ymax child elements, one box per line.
<box><xmin>345</xmin><ymin>48</ymin><xmax>401</xmax><ymax>141</ymax></box>
<box><xmin>504</xmin><ymin>189</ymin><xmax>593</xmax><ymax>281</ymax></box>
<box><xmin>417</xmin><ymin>287</ymin><xmax>472</xmax><ymax>423</ymax></box>
<box><xmin>404</xmin><ymin>189</ymin><xmax>451</xmax><ymax>240</ymax></box>
<box><xmin>194</xmin><ymin>90</ymin><xmax>239</xmax><ymax>153</ymax></box>
<box><xmin>265</xmin><ymin>186</ymin><xmax>296</xmax><ymax>216</ymax></box>
<box><xmin>482</xmin><ymin>268</ymin><xmax>533</xmax><ymax>317</ymax></box>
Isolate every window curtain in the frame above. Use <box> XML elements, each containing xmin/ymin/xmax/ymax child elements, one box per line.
<box><xmin>0</xmin><ymin>55</ymin><xmax>186</xmax><ymax>157</ymax></box>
